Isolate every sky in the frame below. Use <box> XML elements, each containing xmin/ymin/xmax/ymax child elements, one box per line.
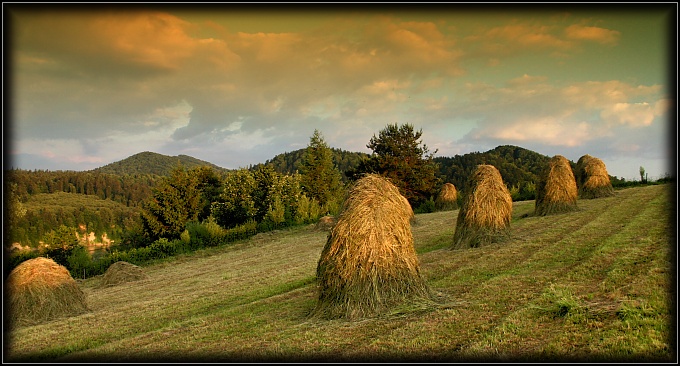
<box><xmin>4</xmin><ymin>4</ymin><xmax>676</xmax><ymax>181</ymax></box>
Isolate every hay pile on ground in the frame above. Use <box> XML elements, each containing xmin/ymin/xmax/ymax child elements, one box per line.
<box><xmin>312</xmin><ymin>174</ymin><xmax>431</xmax><ymax>319</ymax></box>
<box><xmin>576</xmin><ymin>154</ymin><xmax>615</xmax><ymax>199</ymax></box>
<box><xmin>7</xmin><ymin>257</ymin><xmax>88</xmax><ymax>328</ymax></box>
<box><xmin>435</xmin><ymin>182</ymin><xmax>459</xmax><ymax>211</ymax></box>
<box><xmin>99</xmin><ymin>261</ymin><xmax>148</xmax><ymax>288</ymax></box>
<box><xmin>534</xmin><ymin>155</ymin><xmax>579</xmax><ymax>216</ymax></box>
<box><xmin>452</xmin><ymin>165</ymin><xmax>513</xmax><ymax>249</ymax></box>
<box><xmin>315</xmin><ymin>215</ymin><xmax>336</xmax><ymax>231</ymax></box>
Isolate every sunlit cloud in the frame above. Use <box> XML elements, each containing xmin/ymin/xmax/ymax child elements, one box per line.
<box><xmin>564</xmin><ymin>24</ymin><xmax>620</xmax><ymax>45</ymax></box>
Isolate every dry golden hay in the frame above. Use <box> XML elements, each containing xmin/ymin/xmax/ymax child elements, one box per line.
<box><xmin>452</xmin><ymin>165</ymin><xmax>513</xmax><ymax>249</ymax></box>
<box><xmin>435</xmin><ymin>182</ymin><xmax>459</xmax><ymax>211</ymax></box>
<box><xmin>315</xmin><ymin>215</ymin><xmax>336</xmax><ymax>231</ymax></box>
<box><xmin>534</xmin><ymin>155</ymin><xmax>579</xmax><ymax>216</ymax></box>
<box><xmin>312</xmin><ymin>173</ymin><xmax>431</xmax><ymax>319</ymax></box>
<box><xmin>576</xmin><ymin>154</ymin><xmax>615</xmax><ymax>199</ymax></box>
<box><xmin>6</xmin><ymin>257</ymin><xmax>88</xmax><ymax>328</ymax></box>
<box><xmin>99</xmin><ymin>261</ymin><xmax>148</xmax><ymax>288</ymax></box>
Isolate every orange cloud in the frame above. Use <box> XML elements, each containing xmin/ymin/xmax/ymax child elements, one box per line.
<box><xmin>564</xmin><ymin>24</ymin><xmax>620</xmax><ymax>45</ymax></box>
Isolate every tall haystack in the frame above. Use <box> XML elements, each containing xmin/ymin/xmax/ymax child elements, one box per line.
<box><xmin>99</xmin><ymin>261</ymin><xmax>148</xmax><ymax>288</ymax></box>
<box><xmin>7</xmin><ymin>257</ymin><xmax>88</xmax><ymax>328</ymax></box>
<box><xmin>452</xmin><ymin>165</ymin><xmax>513</xmax><ymax>249</ymax></box>
<box><xmin>576</xmin><ymin>154</ymin><xmax>615</xmax><ymax>199</ymax></box>
<box><xmin>312</xmin><ymin>174</ymin><xmax>431</xmax><ymax>319</ymax></box>
<box><xmin>534</xmin><ymin>155</ymin><xmax>579</xmax><ymax>216</ymax></box>
<box><xmin>435</xmin><ymin>183</ymin><xmax>459</xmax><ymax>211</ymax></box>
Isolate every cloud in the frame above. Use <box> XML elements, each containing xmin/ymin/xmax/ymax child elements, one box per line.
<box><xmin>459</xmin><ymin>77</ymin><xmax>668</xmax><ymax>152</ymax></box>
<box><xmin>564</xmin><ymin>24</ymin><xmax>621</xmax><ymax>45</ymax></box>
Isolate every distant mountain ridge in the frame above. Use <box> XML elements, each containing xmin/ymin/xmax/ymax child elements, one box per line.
<box><xmin>87</xmin><ymin>146</ymin><xmax>555</xmax><ymax>192</ymax></box>
<box><xmin>90</xmin><ymin>151</ymin><xmax>232</xmax><ymax>176</ymax></box>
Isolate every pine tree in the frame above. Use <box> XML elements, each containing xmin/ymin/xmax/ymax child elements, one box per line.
<box><xmin>347</xmin><ymin>123</ymin><xmax>440</xmax><ymax>208</ymax></box>
<box><xmin>141</xmin><ymin>164</ymin><xmax>202</xmax><ymax>241</ymax></box>
<box><xmin>299</xmin><ymin>130</ymin><xmax>345</xmax><ymax>212</ymax></box>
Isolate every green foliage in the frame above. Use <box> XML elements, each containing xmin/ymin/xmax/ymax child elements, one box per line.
<box><xmin>212</xmin><ymin>168</ymin><xmax>258</xmax><ymax>228</ymax></box>
<box><xmin>414</xmin><ymin>197</ymin><xmax>437</xmax><ymax>214</ymax></box>
<box><xmin>92</xmin><ymin>151</ymin><xmax>231</xmax><ymax>176</ymax></box>
<box><xmin>347</xmin><ymin>123</ymin><xmax>441</xmax><ymax>208</ymax></box>
<box><xmin>141</xmin><ymin>164</ymin><xmax>203</xmax><ymax>241</ymax></box>
<box><xmin>41</xmin><ymin>225</ymin><xmax>80</xmax><ymax>268</ymax></box>
<box><xmin>67</xmin><ymin>245</ymin><xmax>92</xmax><ymax>279</ymax></box>
<box><xmin>299</xmin><ymin>130</ymin><xmax>346</xmax><ymax>209</ymax></box>
<box><xmin>191</xmin><ymin>166</ymin><xmax>224</xmax><ymax>221</ymax></box>
<box><xmin>436</xmin><ymin>145</ymin><xmax>548</xmax><ymax>201</ymax></box>
<box><xmin>257</xmin><ymin>147</ymin><xmax>370</xmax><ymax>183</ymax></box>
<box><xmin>8</xmin><ymin>192</ymin><xmax>143</xmax><ymax>249</ymax></box>
<box><xmin>6</xmin><ymin>168</ymin><xmax>159</xmax><ymax>208</ymax></box>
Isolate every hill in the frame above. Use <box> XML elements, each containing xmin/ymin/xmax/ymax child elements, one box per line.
<box><xmin>253</xmin><ymin>148</ymin><xmax>371</xmax><ymax>182</ymax></box>
<box><xmin>5</xmin><ymin>184</ymin><xmax>673</xmax><ymax>362</ymax></box>
<box><xmin>91</xmin><ymin>151</ymin><xmax>231</xmax><ymax>176</ymax></box>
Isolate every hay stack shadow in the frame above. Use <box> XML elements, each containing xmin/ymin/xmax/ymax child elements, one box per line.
<box><xmin>99</xmin><ymin>261</ymin><xmax>148</xmax><ymax>288</ymax></box>
<box><xmin>452</xmin><ymin>165</ymin><xmax>512</xmax><ymax>249</ymax></box>
<box><xmin>311</xmin><ymin>174</ymin><xmax>432</xmax><ymax>320</ymax></box>
<box><xmin>576</xmin><ymin>154</ymin><xmax>615</xmax><ymax>199</ymax></box>
<box><xmin>435</xmin><ymin>182</ymin><xmax>459</xmax><ymax>211</ymax></box>
<box><xmin>534</xmin><ymin>155</ymin><xmax>579</xmax><ymax>216</ymax></box>
<box><xmin>7</xmin><ymin>257</ymin><xmax>89</xmax><ymax>329</ymax></box>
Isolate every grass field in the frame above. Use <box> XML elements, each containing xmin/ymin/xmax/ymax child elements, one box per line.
<box><xmin>4</xmin><ymin>184</ymin><xmax>675</xmax><ymax>362</ymax></box>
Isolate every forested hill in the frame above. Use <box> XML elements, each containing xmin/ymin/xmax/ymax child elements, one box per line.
<box><xmin>253</xmin><ymin>148</ymin><xmax>371</xmax><ymax>182</ymax></box>
<box><xmin>435</xmin><ymin>145</ymin><xmax>552</xmax><ymax>195</ymax></box>
<box><xmin>91</xmin><ymin>151</ymin><xmax>231</xmax><ymax>176</ymax></box>
<box><xmin>258</xmin><ymin>144</ymin><xmax>553</xmax><ymax>195</ymax></box>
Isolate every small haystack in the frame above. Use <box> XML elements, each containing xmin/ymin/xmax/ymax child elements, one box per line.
<box><xmin>315</xmin><ymin>215</ymin><xmax>336</xmax><ymax>231</ymax></box>
<box><xmin>435</xmin><ymin>183</ymin><xmax>459</xmax><ymax>211</ymax></box>
<box><xmin>452</xmin><ymin>165</ymin><xmax>513</xmax><ymax>249</ymax></box>
<box><xmin>534</xmin><ymin>155</ymin><xmax>579</xmax><ymax>216</ymax></box>
<box><xmin>312</xmin><ymin>174</ymin><xmax>431</xmax><ymax>319</ymax></box>
<box><xmin>7</xmin><ymin>257</ymin><xmax>88</xmax><ymax>328</ymax></box>
<box><xmin>576</xmin><ymin>154</ymin><xmax>615</xmax><ymax>199</ymax></box>
<box><xmin>99</xmin><ymin>261</ymin><xmax>148</xmax><ymax>288</ymax></box>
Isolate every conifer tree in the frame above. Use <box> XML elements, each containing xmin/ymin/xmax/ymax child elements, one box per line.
<box><xmin>299</xmin><ymin>130</ymin><xmax>345</xmax><ymax>211</ymax></box>
<box><xmin>347</xmin><ymin>123</ymin><xmax>440</xmax><ymax>208</ymax></box>
<box><xmin>141</xmin><ymin>164</ymin><xmax>202</xmax><ymax>241</ymax></box>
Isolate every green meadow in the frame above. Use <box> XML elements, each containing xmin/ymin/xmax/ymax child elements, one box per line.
<box><xmin>5</xmin><ymin>184</ymin><xmax>674</xmax><ymax>362</ymax></box>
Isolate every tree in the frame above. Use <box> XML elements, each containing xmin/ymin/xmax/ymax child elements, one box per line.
<box><xmin>141</xmin><ymin>164</ymin><xmax>202</xmax><ymax>241</ymax></box>
<box><xmin>299</xmin><ymin>130</ymin><xmax>345</xmax><ymax>212</ymax></box>
<box><xmin>347</xmin><ymin>123</ymin><xmax>441</xmax><ymax>208</ymax></box>
<box><xmin>190</xmin><ymin>166</ymin><xmax>224</xmax><ymax>221</ymax></box>
<box><xmin>212</xmin><ymin>168</ymin><xmax>257</xmax><ymax>229</ymax></box>
<box><xmin>640</xmin><ymin>166</ymin><xmax>646</xmax><ymax>183</ymax></box>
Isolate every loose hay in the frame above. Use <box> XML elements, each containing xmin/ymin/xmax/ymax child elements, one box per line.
<box><xmin>452</xmin><ymin>165</ymin><xmax>513</xmax><ymax>249</ymax></box>
<box><xmin>7</xmin><ymin>257</ymin><xmax>88</xmax><ymax>328</ymax></box>
<box><xmin>312</xmin><ymin>174</ymin><xmax>432</xmax><ymax>320</ymax></box>
<box><xmin>315</xmin><ymin>215</ymin><xmax>336</xmax><ymax>231</ymax></box>
<box><xmin>99</xmin><ymin>261</ymin><xmax>148</xmax><ymax>288</ymax></box>
<box><xmin>435</xmin><ymin>182</ymin><xmax>459</xmax><ymax>211</ymax></box>
<box><xmin>534</xmin><ymin>155</ymin><xmax>579</xmax><ymax>216</ymax></box>
<box><xmin>576</xmin><ymin>154</ymin><xmax>615</xmax><ymax>199</ymax></box>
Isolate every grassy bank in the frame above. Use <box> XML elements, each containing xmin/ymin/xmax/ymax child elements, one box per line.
<box><xmin>4</xmin><ymin>184</ymin><xmax>675</xmax><ymax>362</ymax></box>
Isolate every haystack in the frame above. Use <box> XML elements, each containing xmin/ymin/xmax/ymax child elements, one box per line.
<box><xmin>99</xmin><ymin>261</ymin><xmax>148</xmax><ymax>288</ymax></box>
<box><xmin>315</xmin><ymin>215</ymin><xmax>336</xmax><ymax>231</ymax></box>
<box><xmin>435</xmin><ymin>182</ymin><xmax>459</xmax><ymax>211</ymax></box>
<box><xmin>7</xmin><ymin>257</ymin><xmax>88</xmax><ymax>328</ymax></box>
<box><xmin>312</xmin><ymin>174</ymin><xmax>431</xmax><ymax>319</ymax></box>
<box><xmin>534</xmin><ymin>155</ymin><xmax>578</xmax><ymax>216</ymax></box>
<box><xmin>576</xmin><ymin>154</ymin><xmax>615</xmax><ymax>199</ymax></box>
<box><xmin>452</xmin><ymin>165</ymin><xmax>513</xmax><ymax>249</ymax></box>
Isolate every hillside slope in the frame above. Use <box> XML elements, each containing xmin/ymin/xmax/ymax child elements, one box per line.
<box><xmin>5</xmin><ymin>184</ymin><xmax>674</xmax><ymax>362</ymax></box>
<box><xmin>91</xmin><ymin>151</ymin><xmax>231</xmax><ymax>176</ymax></box>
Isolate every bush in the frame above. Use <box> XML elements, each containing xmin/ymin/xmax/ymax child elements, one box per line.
<box><xmin>414</xmin><ymin>197</ymin><xmax>436</xmax><ymax>214</ymax></box>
